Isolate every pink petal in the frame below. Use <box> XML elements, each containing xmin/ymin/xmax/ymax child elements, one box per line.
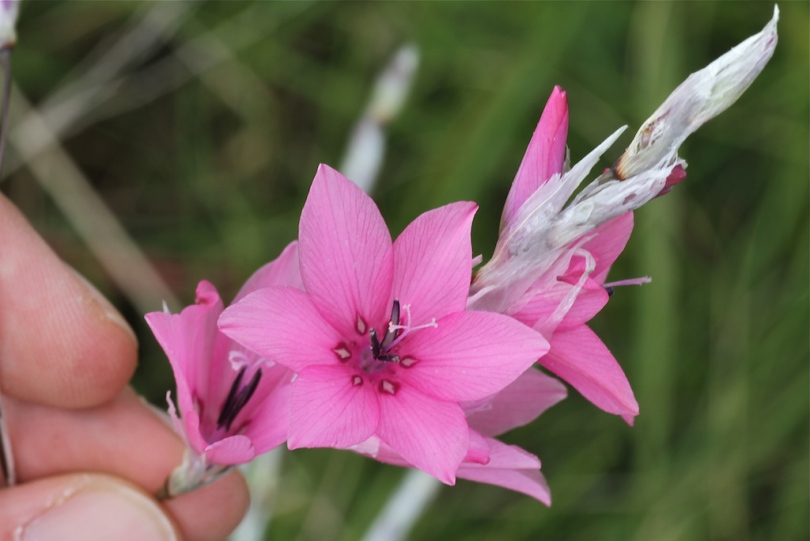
<box><xmin>399</xmin><ymin>311</ymin><xmax>549</xmax><ymax>402</ymax></box>
<box><xmin>233</xmin><ymin>241</ymin><xmax>303</xmax><ymax>303</ymax></box>
<box><xmin>464</xmin><ymin>368</ymin><xmax>567</xmax><ymax>437</ymax></box>
<box><xmin>299</xmin><ymin>164</ymin><xmax>393</xmax><ymax>339</ymax></box>
<box><xmin>288</xmin><ymin>364</ymin><xmax>380</xmax><ymax>449</ymax></box>
<box><xmin>501</xmin><ymin>86</ymin><xmax>569</xmax><ymax>231</ymax></box>
<box><xmin>219</xmin><ymin>286</ymin><xmax>341</xmax><ymax>374</ymax></box>
<box><xmin>457</xmin><ymin>437</ymin><xmax>551</xmax><ymax>505</ymax></box>
<box><xmin>464</xmin><ymin>429</ymin><xmax>491</xmax><ymax>464</ymax></box>
<box><xmin>392</xmin><ymin>202</ymin><xmax>477</xmax><ymax>326</ymax></box>
<box><xmin>204</xmin><ymin>435</ymin><xmax>255</xmax><ymax>465</ymax></box>
<box><xmin>236</xmin><ymin>367</ymin><xmax>293</xmax><ymax>454</ymax></box>
<box><xmin>145</xmin><ymin>280</ymin><xmax>222</xmax><ymax>402</ymax></box>
<box><xmin>512</xmin><ymin>276</ymin><xmax>608</xmax><ymax>331</ymax></box>
<box><xmin>146</xmin><ymin>281</ymin><xmax>225</xmax><ymax>448</ymax></box>
<box><xmin>350</xmin><ymin>436</ymin><xmax>410</xmax><ymax>468</ymax></box>
<box><xmin>582</xmin><ymin>211</ymin><xmax>634</xmax><ymax>283</ymax></box>
<box><xmin>540</xmin><ymin>325</ymin><xmax>638</xmax><ymax>421</ymax></box>
<box><xmin>166</xmin><ymin>390</ymin><xmax>207</xmax><ymax>457</ymax></box>
<box><xmin>377</xmin><ymin>384</ymin><xmax>468</xmax><ymax>485</ymax></box>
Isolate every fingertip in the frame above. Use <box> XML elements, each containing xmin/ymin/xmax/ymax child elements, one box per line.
<box><xmin>0</xmin><ymin>473</ymin><xmax>180</xmax><ymax>541</ymax></box>
<box><xmin>0</xmin><ymin>194</ymin><xmax>138</xmax><ymax>408</ymax></box>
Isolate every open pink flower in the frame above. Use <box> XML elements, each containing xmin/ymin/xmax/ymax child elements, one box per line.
<box><xmin>145</xmin><ymin>242</ymin><xmax>300</xmax><ymax>470</ymax></box>
<box><xmin>219</xmin><ymin>164</ymin><xmax>549</xmax><ymax>483</ymax></box>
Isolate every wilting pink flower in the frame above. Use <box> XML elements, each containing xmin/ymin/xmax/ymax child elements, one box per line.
<box><xmin>145</xmin><ymin>242</ymin><xmax>300</xmax><ymax>471</ymax></box>
<box><xmin>471</xmin><ymin>87</ymin><xmax>640</xmax><ymax>423</ymax></box>
<box><xmin>350</xmin><ymin>368</ymin><xmax>567</xmax><ymax>504</ymax></box>
<box><xmin>510</xmin><ymin>214</ymin><xmax>641</xmax><ymax>423</ymax></box>
<box><xmin>219</xmin><ymin>164</ymin><xmax>549</xmax><ymax>483</ymax></box>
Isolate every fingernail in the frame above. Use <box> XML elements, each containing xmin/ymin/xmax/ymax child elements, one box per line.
<box><xmin>69</xmin><ymin>267</ymin><xmax>138</xmax><ymax>346</ymax></box>
<box><xmin>20</xmin><ymin>479</ymin><xmax>177</xmax><ymax>541</ymax></box>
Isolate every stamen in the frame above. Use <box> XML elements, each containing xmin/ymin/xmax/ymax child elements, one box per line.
<box><xmin>369</xmin><ymin>328</ymin><xmax>382</xmax><ymax>359</ymax></box>
<box><xmin>217</xmin><ymin>367</ymin><xmax>263</xmax><ymax>431</ymax></box>
<box><xmin>603</xmin><ymin>276</ymin><xmax>652</xmax><ymax>288</ymax></box>
<box><xmin>379</xmin><ymin>379</ymin><xmax>398</xmax><ymax>395</ymax></box>
<box><xmin>379</xmin><ymin>300</ymin><xmax>401</xmax><ymax>350</ymax></box>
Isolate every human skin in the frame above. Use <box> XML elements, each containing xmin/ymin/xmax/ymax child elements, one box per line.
<box><xmin>0</xmin><ymin>193</ymin><xmax>249</xmax><ymax>541</ymax></box>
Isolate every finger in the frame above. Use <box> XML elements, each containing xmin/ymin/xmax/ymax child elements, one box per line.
<box><xmin>6</xmin><ymin>389</ymin><xmax>179</xmax><ymax>490</ymax></box>
<box><xmin>163</xmin><ymin>471</ymin><xmax>250</xmax><ymax>541</ymax></box>
<box><xmin>0</xmin><ymin>473</ymin><xmax>180</xmax><ymax>541</ymax></box>
<box><xmin>0</xmin><ymin>193</ymin><xmax>137</xmax><ymax>408</ymax></box>
<box><xmin>5</xmin><ymin>388</ymin><xmax>250</xmax><ymax>541</ymax></box>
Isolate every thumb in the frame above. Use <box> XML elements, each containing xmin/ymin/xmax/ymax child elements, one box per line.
<box><xmin>0</xmin><ymin>473</ymin><xmax>180</xmax><ymax>541</ymax></box>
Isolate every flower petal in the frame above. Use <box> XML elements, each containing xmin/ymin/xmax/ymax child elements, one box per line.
<box><xmin>145</xmin><ymin>281</ymin><xmax>222</xmax><ymax>403</ymax></box>
<box><xmin>219</xmin><ymin>286</ymin><xmax>341</xmax><ymax>374</ymax></box>
<box><xmin>501</xmin><ymin>86</ymin><xmax>569</xmax><ymax>232</ymax></box>
<box><xmin>457</xmin><ymin>437</ymin><xmax>551</xmax><ymax>505</ymax></box>
<box><xmin>237</xmin><ymin>366</ymin><xmax>294</xmax><ymax>454</ymax></box>
<box><xmin>463</xmin><ymin>368</ymin><xmax>567</xmax><ymax>437</ymax></box>
<box><xmin>392</xmin><ymin>202</ymin><xmax>477</xmax><ymax>327</ymax></box>
<box><xmin>288</xmin><ymin>364</ymin><xmax>380</xmax><ymax>449</ymax></box>
<box><xmin>204</xmin><ymin>435</ymin><xmax>255</xmax><ymax>465</ymax></box>
<box><xmin>400</xmin><ymin>311</ymin><xmax>549</xmax><ymax>402</ymax></box>
<box><xmin>511</xmin><ymin>276</ymin><xmax>608</xmax><ymax>331</ymax></box>
<box><xmin>540</xmin><ymin>325</ymin><xmax>638</xmax><ymax>421</ymax></box>
<box><xmin>582</xmin><ymin>212</ymin><xmax>634</xmax><ymax>283</ymax></box>
<box><xmin>464</xmin><ymin>429</ymin><xmax>491</xmax><ymax>464</ymax></box>
<box><xmin>377</xmin><ymin>384</ymin><xmax>468</xmax><ymax>485</ymax></box>
<box><xmin>166</xmin><ymin>390</ymin><xmax>207</xmax><ymax>457</ymax></box>
<box><xmin>233</xmin><ymin>241</ymin><xmax>303</xmax><ymax>303</ymax></box>
<box><xmin>299</xmin><ymin>164</ymin><xmax>393</xmax><ymax>339</ymax></box>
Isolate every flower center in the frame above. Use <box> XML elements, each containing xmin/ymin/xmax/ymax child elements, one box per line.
<box><xmin>369</xmin><ymin>299</ymin><xmax>404</xmax><ymax>364</ymax></box>
<box><xmin>216</xmin><ymin>366</ymin><xmax>262</xmax><ymax>432</ymax></box>
<box><xmin>333</xmin><ymin>299</ymin><xmax>436</xmax><ymax>376</ymax></box>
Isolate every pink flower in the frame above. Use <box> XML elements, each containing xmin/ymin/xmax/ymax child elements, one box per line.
<box><xmin>145</xmin><ymin>242</ymin><xmax>300</xmax><ymax>470</ymax></box>
<box><xmin>471</xmin><ymin>87</ymin><xmax>640</xmax><ymax>423</ymax></box>
<box><xmin>350</xmin><ymin>368</ymin><xmax>567</xmax><ymax>504</ymax></box>
<box><xmin>510</xmin><ymin>214</ymin><xmax>641</xmax><ymax>424</ymax></box>
<box><xmin>219</xmin><ymin>164</ymin><xmax>549</xmax><ymax>483</ymax></box>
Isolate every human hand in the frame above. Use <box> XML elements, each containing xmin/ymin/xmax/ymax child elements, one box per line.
<box><xmin>0</xmin><ymin>194</ymin><xmax>249</xmax><ymax>541</ymax></box>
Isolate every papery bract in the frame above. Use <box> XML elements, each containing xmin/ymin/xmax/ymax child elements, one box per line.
<box><xmin>473</xmin><ymin>10</ymin><xmax>778</xmax><ymax>310</ymax></box>
<box><xmin>220</xmin><ymin>164</ymin><xmax>549</xmax><ymax>484</ymax></box>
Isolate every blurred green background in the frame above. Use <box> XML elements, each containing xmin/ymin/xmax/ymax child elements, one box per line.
<box><xmin>2</xmin><ymin>1</ymin><xmax>807</xmax><ymax>540</ymax></box>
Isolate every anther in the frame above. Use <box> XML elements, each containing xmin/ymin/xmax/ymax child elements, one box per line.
<box><xmin>217</xmin><ymin>367</ymin><xmax>263</xmax><ymax>431</ymax></box>
<box><xmin>369</xmin><ymin>328</ymin><xmax>382</xmax><ymax>359</ymax></box>
<box><xmin>379</xmin><ymin>300</ymin><xmax>401</xmax><ymax>350</ymax></box>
